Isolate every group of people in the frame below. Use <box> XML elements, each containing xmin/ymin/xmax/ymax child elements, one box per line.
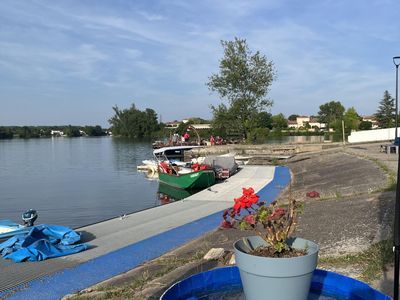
<box><xmin>209</xmin><ymin>135</ymin><xmax>224</xmax><ymax>146</ymax></box>
<box><xmin>169</xmin><ymin>131</ymin><xmax>228</xmax><ymax>147</ymax></box>
<box><xmin>171</xmin><ymin>132</ymin><xmax>191</xmax><ymax>144</ymax></box>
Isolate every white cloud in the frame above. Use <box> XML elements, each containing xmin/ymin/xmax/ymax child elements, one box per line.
<box><xmin>139</xmin><ymin>11</ymin><xmax>165</xmax><ymax>21</ymax></box>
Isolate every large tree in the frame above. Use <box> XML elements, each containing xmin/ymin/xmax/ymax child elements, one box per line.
<box><xmin>207</xmin><ymin>38</ymin><xmax>276</xmax><ymax>139</ymax></box>
<box><xmin>318</xmin><ymin>101</ymin><xmax>345</xmax><ymax>130</ymax></box>
<box><xmin>288</xmin><ymin>114</ymin><xmax>299</xmax><ymax>121</ymax></box>
<box><xmin>255</xmin><ymin>111</ymin><xmax>273</xmax><ymax>129</ymax></box>
<box><xmin>271</xmin><ymin>113</ymin><xmax>288</xmax><ymax>129</ymax></box>
<box><xmin>343</xmin><ymin>107</ymin><xmax>361</xmax><ymax>132</ymax></box>
<box><xmin>108</xmin><ymin>103</ymin><xmax>159</xmax><ymax>138</ymax></box>
<box><xmin>375</xmin><ymin>90</ymin><xmax>395</xmax><ymax>128</ymax></box>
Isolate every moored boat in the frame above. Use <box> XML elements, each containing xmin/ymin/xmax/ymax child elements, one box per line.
<box><xmin>0</xmin><ymin>220</ymin><xmax>29</xmax><ymax>241</ymax></box>
<box><xmin>158</xmin><ymin>168</ymin><xmax>215</xmax><ymax>189</ymax></box>
<box><xmin>0</xmin><ymin>210</ymin><xmax>38</xmax><ymax>242</ymax></box>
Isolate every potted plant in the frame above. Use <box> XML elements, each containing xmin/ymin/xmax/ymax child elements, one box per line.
<box><xmin>221</xmin><ymin>187</ymin><xmax>319</xmax><ymax>300</ymax></box>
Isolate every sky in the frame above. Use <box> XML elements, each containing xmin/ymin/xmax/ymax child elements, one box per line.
<box><xmin>1</xmin><ymin>0</ymin><xmax>399</xmax><ymax>127</ymax></box>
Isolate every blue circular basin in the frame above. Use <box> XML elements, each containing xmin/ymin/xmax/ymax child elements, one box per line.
<box><xmin>161</xmin><ymin>266</ymin><xmax>391</xmax><ymax>300</ymax></box>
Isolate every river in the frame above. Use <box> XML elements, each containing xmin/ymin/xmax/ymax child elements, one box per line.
<box><xmin>0</xmin><ymin>137</ymin><xmax>159</xmax><ymax>228</ymax></box>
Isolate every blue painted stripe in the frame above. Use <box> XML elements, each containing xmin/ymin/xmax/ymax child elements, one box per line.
<box><xmin>256</xmin><ymin>166</ymin><xmax>291</xmax><ymax>203</ymax></box>
<box><xmin>2</xmin><ymin>166</ymin><xmax>290</xmax><ymax>300</ymax></box>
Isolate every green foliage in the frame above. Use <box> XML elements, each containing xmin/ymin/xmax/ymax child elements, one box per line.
<box><xmin>375</xmin><ymin>90</ymin><xmax>395</xmax><ymax>128</ymax></box>
<box><xmin>359</xmin><ymin>121</ymin><xmax>372</xmax><ymax>130</ymax></box>
<box><xmin>176</xmin><ymin>120</ymin><xmax>193</xmax><ymax>135</ymax></box>
<box><xmin>344</xmin><ymin>107</ymin><xmax>361</xmax><ymax>132</ymax></box>
<box><xmin>0</xmin><ymin>127</ymin><xmax>14</xmax><ymax>139</ymax></box>
<box><xmin>274</xmin><ymin>241</ymin><xmax>287</xmax><ymax>253</ymax></box>
<box><xmin>271</xmin><ymin>113</ymin><xmax>288</xmax><ymax>129</ymax></box>
<box><xmin>210</xmin><ymin>104</ymin><xmax>236</xmax><ymax>137</ymax></box>
<box><xmin>18</xmin><ymin>126</ymin><xmax>42</xmax><ymax>138</ymax></box>
<box><xmin>108</xmin><ymin>103</ymin><xmax>160</xmax><ymax>138</ymax></box>
<box><xmin>84</xmin><ymin>125</ymin><xmax>106</xmax><ymax>136</ymax></box>
<box><xmin>255</xmin><ymin>111</ymin><xmax>273</xmax><ymax>129</ymax></box>
<box><xmin>207</xmin><ymin>37</ymin><xmax>276</xmax><ymax>139</ymax></box>
<box><xmin>65</xmin><ymin>125</ymin><xmax>82</xmax><ymax>137</ymax></box>
<box><xmin>288</xmin><ymin>114</ymin><xmax>299</xmax><ymax>121</ymax></box>
<box><xmin>318</xmin><ymin>101</ymin><xmax>345</xmax><ymax>130</ymax></box>
<box><xmin>248</xmin><ymin>127</ymin><xmax>269</xmax><ymax>144</ymax></box>
<box><xmin>187</xmin><ymin>117</ymin><xmax>210</xmax><ymax>124</ymax></box>
<box><xmin>239</xmin><ymin>220</ymin><xmax>249</xmax><ymax>231</ymax></box>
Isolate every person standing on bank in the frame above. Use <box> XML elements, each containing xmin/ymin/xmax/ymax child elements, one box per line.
<box><xmin>183</xmin><ymin>132</ymin><xmax>190</xmax><ymax>142</ymax></box>
<box><xmin>210</xmin><ymin>135</ymin><xmax>215</xmax><ymax>146</ymax></box>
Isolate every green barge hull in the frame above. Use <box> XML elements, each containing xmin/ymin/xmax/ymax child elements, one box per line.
<box><xmin>158</xmin><ymin>169</ymin><xmax>215</xmax><ymax>189</ymax></box>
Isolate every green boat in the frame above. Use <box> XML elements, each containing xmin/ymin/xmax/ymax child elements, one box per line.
<box><xmin>158</xmin><ymin>169</ymin><xmax>215</xmax><ymax>189</ymax></box>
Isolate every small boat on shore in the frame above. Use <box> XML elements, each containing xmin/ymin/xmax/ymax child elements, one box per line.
<box><xmin>0</xmin><ymin>220</ymin><xmax>29</xmax><ymax>241</ymax></box>
<box><xmin>0</xmin><ymin>210</ymin><xmax>38</xmax><ymax>242</ymax></box>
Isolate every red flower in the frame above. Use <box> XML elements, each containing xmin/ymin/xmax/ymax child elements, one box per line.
<box><xmin>268</xmin><ymin>207</ymin><xmax>286</xmax><ymax>221</ymax></box>
<box><xmin>233</xmin><ymin>188</ymin><xmax>260</xmax><ymax>212</ymax></box>
<box><xmin>243</xmin><ymin>214</ymin><xmax>256</xmax><ymax>225</ymax></box>
<box><xmin>191</xmin><ymin>163</ymin><xmax>200</xmax><ymax>172</ymax></box>
<box><xmin>306</xmin><ymin>191</ymin><xmax>320</xmax><ymax>198</ymax></box>
<box><xmin>220</xmin><ymin>220</ymin><xmax>233</xmax><ymax>228</ymax></box>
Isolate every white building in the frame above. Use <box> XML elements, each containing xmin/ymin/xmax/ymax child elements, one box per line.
<box><xmin>50</xmin><ymin>130</ymin><xmax>64</xmax><ymax>136</ymax></box>
<box><xmin>362</xmin><ymin>116</ymin><xmax>379</xmax><ymax>129</ymax></box>
<box><xmin>288</xmin><ymin>116</ymin><xmax>326</xmax><ymax>130</ymax></box>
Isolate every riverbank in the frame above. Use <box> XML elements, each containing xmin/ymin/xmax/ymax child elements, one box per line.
<box><xmin>64</xmin><ymin>141</ymin><xmax>397</xmax><ymax>299</ymax></box>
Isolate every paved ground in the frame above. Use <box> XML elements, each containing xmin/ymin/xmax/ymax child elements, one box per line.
<box><xmin>66</xmin><ymin>142</ymin><xmax>399</xmax><ymax>299</ymax></box>
<box><xmin>283</xmin><ymin>146</ymin><xmax>392</xmax><ymax>257</ymax></box>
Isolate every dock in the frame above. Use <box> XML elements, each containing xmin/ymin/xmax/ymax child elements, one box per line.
<box><xmin>0</xmin><ymin>165</ymin><xmax>290</xmax><ymax>300</ymax></box>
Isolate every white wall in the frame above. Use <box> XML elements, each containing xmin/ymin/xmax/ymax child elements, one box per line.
<box><xmin>348</xmin><ymin>128</ymin><xmax>396</xmax><ymax>143</ymax></box>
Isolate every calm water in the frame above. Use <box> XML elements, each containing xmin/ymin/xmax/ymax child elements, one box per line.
<box><xmin>0</xmin><ymin>137</ymin><xmax>160</xmax><ymax>228</ymax></box>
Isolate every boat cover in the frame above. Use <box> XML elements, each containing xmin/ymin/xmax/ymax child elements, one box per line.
<box><xmin>203</xmin><ymin>156</ymin><xmax>238</xmax><ymax>175</ymax></box>
<box><xmin>0</xmin><ymin>224</ymin><xmax>89</xmax><ymax>263</ymax></box>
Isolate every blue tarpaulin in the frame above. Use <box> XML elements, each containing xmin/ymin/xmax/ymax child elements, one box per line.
<box><xmin>0</xmin><ymin>224</ymin><xmax>89</xmax><ymax>262</ymax></box>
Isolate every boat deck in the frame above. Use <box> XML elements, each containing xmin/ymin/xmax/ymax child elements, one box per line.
<box><xmin>0</xmin><ymin>165</ymin><xmax>290</xmax><ymax>300</ymax></box>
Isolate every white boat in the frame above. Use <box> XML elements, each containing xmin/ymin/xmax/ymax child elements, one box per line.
<box><xmin>153</xmin><ymin>145</ymin><xmax>202</xmax><ymax>161</ymax></box>
<box><xmin>0</xmin><ymin>220</ymin><xmax>28</xmax><ymax>241</ymax></box>
<box><xmin>137</xmin><ymin>159</ymin><xmax>158</xmax><ymax>172</ymax></box>
<box><xmin>0</xmin><ymin>210</ymin><xmax>38</xmax><ymax>241</ymax></box>
<box><xmin>138</xmin><ymin>146</ymin><xmax>202</xmax><ymax>174</ymax></box>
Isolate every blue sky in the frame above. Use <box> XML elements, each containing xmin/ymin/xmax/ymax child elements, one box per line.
<box><xmin>1</xmin><ymin>0</ymin><xmax>399</xmax><ymax>126</ymax></box>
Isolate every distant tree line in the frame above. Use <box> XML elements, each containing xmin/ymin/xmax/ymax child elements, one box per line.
<box><xmin>0</xmin><ymin>125</ymin><xmax>107</xmax><ymax>140</ymax></box>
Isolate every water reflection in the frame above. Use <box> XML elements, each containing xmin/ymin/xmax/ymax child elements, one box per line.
<box><xmin>157</xmin><ymin>183</ymin><xmax>201</xmax><ymax>204</ymax></box>
<box><xmin>111</xmin><ymin>138</ymin><xmax>153</xmax><ymax>172</ymax></box>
